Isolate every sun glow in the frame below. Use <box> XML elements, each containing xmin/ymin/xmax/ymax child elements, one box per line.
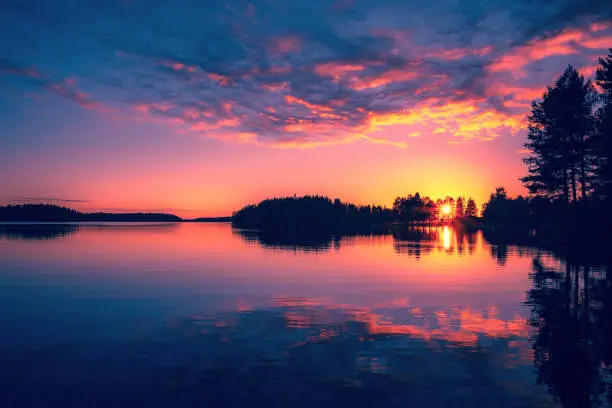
<box><xmin>442</xmin><ymin>204</ymin><xmax>451</xmax><ymax>215</ymax></box>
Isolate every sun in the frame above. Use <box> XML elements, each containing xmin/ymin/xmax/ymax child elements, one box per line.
<box><xmin>441</xmin><ymin>204</ymin><xmax>452</xmax><ymax>215</ymax></box>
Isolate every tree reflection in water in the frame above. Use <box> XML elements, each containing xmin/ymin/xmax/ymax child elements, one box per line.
<box><xmin>0</xmin><ymin>224</ymin><xmax>80</xmax><ymax>240</ymax></box>
<box><xmin>527</xmin><ymin>257</ymin><xmax>612</xmax><ymax>408</ymax></box>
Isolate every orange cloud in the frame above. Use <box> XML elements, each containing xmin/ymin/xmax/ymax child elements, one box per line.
<box><xmin>283</xmin><ymin>121</ymin><xmax>344</xmax><ymax>134</ymax></box>
<box><xmin>367</xmin><ymin>98</ymin><xmax>524</xmax><ymax>141</ymax></box>
<box><xmin>351</xmin><ymin>70</ymin><xmax>419</xmax><ymax>91</ymax></box>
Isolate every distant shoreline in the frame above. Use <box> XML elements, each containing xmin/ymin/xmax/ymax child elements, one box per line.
<box><xmin>0</xmin><ymin>220</ymin><xmax>232</xmax><ymax>224</ymax></box>
<box><xmin>0</xmin><ymin>204</ymin><xmax>232</xmax><ymax>223</ymax></box>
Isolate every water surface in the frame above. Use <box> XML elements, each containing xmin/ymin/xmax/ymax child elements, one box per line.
<box><xmin>1</xmin><ymin>223</ymin><xmax>610</xmax><ymax>407</ymax></box>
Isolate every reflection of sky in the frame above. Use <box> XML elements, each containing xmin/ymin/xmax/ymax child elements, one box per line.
<box><xmin>0</xmin><ymin>223</ymin><xmax>550</xmax><ymax>347</ymax></box>
<box><xmin>1</xmin><ymin>1</ymin><xmax>611</xmax><ymax>216</ymax></box>
<box><xmin>0</xmin><ymin>223</ymin><xmax>570</xmax><ymax>406</ymax></box>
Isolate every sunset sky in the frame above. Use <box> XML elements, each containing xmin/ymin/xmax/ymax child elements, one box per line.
<box><xmin>1</xmin><ymin>0</ymin><xmax>611</xmax><ymax>217</ymax></box>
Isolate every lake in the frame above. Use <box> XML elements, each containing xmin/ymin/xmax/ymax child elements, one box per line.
<box><xmin>1</xmin><ymin>223</ymin><xmax>610</xmax><ymax>407</ymax></box>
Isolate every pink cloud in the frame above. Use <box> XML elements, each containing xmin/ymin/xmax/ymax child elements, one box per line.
<box><xmin>578</xmin><ymin>64</ymin><xmax>599</xmax><ymax>78</ymax></box>
<box><xmin>314</xmin><ymin>62</ymin><xmax>365</xmax><ymax>80</ymax></box>
<box><xmin>489</xmin><ymin>24</ymin><xmax>612</xmax><ymax>76</ymax></box>
<box><xmin>284</xmin><ymin>95</ymin><xmax>333</xmax><ymax>112</ymax></box>
<box><xmin>424</xmin><ymin>45</ymin><xmax>493</xmax><ymax>61</ymax></box>
<box><xmin>48</xmin><ymin>80</ymin><xmax>111</xmax><ymax>112</ymax></box>
<box><xmin>208</xmin><ymin>73</ymin><xmax>232</xmax><ymax>86</ymax></box>
<box><xmin>268</xmin><ymin>36</ymin><xmax>302</xmax><ymax>54</ymax></box>
<box><xmin>260</xmin><ymin>82</ymin><xmax>289</xmax><ymax>92</ymax></box>
<box><xmin>486</xmin><ymin>82</ymin><xmax>545</xmax><ymax>102</ymax></box>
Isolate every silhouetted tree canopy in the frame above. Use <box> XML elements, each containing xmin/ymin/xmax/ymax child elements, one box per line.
<box><xmin>232</xmin><ymin>195</ymin><xmax>394</xmax><ymax>230</ymax></box>
<box><xmin>455</xmin><ymin>196</ymin><xmax>465</xmax><ymax>218</ymax></box>
<box><xmin>481</xmin><ymin>187</ymin><xmax>529</xmax><ymax>224</ymax></box>
<box><xmin>392</xmin><ymin>193</ymin><xmax>438</xmax><ymax>224</ymax></box>
<box><xmin>465</xmin><ymin>198</ymin><xmax>478</xmax><ymax>218</ymax></box>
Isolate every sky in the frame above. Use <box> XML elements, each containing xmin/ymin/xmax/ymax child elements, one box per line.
<box><xmin>1</xmin><ymin>0</ymin><xmax>611</xmax><ymax>217</ymax></box>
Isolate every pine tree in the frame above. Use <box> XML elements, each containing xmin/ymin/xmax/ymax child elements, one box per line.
<box><xmin>465</xmin><ymin>198</ymin><xmax>478</xmax><ymax>217</ymax></box>
<box><xmin>521</xmin><ymin>66</ymin><xmax>596</xmax><ymax>202</ymax></box>
<box><xmin>455</xmin><ymin>197</ymin><xmax>465</xmax><ymax>218</ymax></box>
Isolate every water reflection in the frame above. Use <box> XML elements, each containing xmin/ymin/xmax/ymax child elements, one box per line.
<box><xmin>234</xmin><ymin>225</ymin><xmax>483</xmax><ymax>259</ymax></box>
<box><xmin>142</xmin><ymin>298</ymin><xmax>539</xmax><ymax>407</ymax></box>
<box><xmin>0</xmin><ymin>222</ymin><xmax>181</xmax><ymax>241</ymax></box>
<box><xmin>0</xmin><ymin>224</ymin><xmax>80</xmax><ymax>240</ymax></box>
<box><xmin>442</xmin><ymin>225</ymin><xmax>451</xmax><ymax>249</ymax></box>
<box><xmin>1</xmin><ymin>223</ymin><xmax>611</xmax><ymax>407</ymax></box>
<box><xmin>1</xmin><ymin>296</ymin><xmax>544</xmax><ymax>407</ymax></box>
<box><xmin>526</xmin><ymin>258</ymin><xmax>612</xmax><ymax>408</ymax></box>
<box><xmin>233</xmin><ymin>226</ymin><xmax>390</xmax><ymax>253</ymax></box>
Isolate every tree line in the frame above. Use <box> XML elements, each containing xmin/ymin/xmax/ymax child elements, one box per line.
<box><xmin>0</xmin><ymin>204</ymin><xmax>182</xmax><ymax>222</ymax></box>
<box><xmin>232</xmin><ymin>194</ymin><xmax>481</xmax><ymax>229</ymax></box>
<box><xmin>392</xmin><ymin>194</ymin><xmax>478</xmax><ymax>223</ymax></box>
<box><xmin>233</xmin><ymin>196</ymin><xmax>393</xmax><ymax>229</ymax></box>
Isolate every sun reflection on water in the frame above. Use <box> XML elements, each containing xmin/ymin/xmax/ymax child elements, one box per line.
<box><xmin>442</xmin><ymin>225</ymin><xmax>451</xmax><ymax>250</ymax></box>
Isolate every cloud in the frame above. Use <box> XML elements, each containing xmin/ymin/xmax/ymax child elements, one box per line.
<box><xmin>0</xmin><ymin>58</ymin><xmax>42</xmax><ymax>79</ymax></box>
<box><xmin>0</xmin><ymin>59</ymin><xmax>112</xmax><ymax>112</ymax></box>
<box><xmin>10</xmin><ymin>197</ymin><xmax>90</xmax><ymax>204</ymax></box>
<box><xmin>48</xmin><ymin>79</ymin><xmax>111</xmax><ymax>111</ymax></box>
<box><xmin>1</xmin><ymin>0</ymin><xmax>611</xmax><ymax>147</ymax></box>
<box><xmin>488</xmin><ymin>23</ymin><xmax>612</xmax><ymax>77</ymax></box>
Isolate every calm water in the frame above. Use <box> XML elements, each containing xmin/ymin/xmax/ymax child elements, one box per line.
<box><xmin>1</xmin><ymin>223</ymin><xmax>610</xmax><ymax>407</ymax></box>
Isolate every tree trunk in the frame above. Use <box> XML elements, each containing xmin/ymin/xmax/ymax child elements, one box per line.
<box><xmin>564</xmin><ymin>169</ymin><xmax>570</xmax><ymax>204</ymax></box>
<box><xmin>571</xmin><ymin>167</ymin><xmax>578</xmax><ymax>203</ymax></box>
<box><xmin>580</xmin><ymin>153</ymin><xmax>587</xmax><ymax>199</ymax></box>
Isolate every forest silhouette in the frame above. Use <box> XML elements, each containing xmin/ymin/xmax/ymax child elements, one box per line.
<box><xmin>0</xmin><ymin>204</ymin><xmax>181</xmax><ymax>222</ymax></box>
